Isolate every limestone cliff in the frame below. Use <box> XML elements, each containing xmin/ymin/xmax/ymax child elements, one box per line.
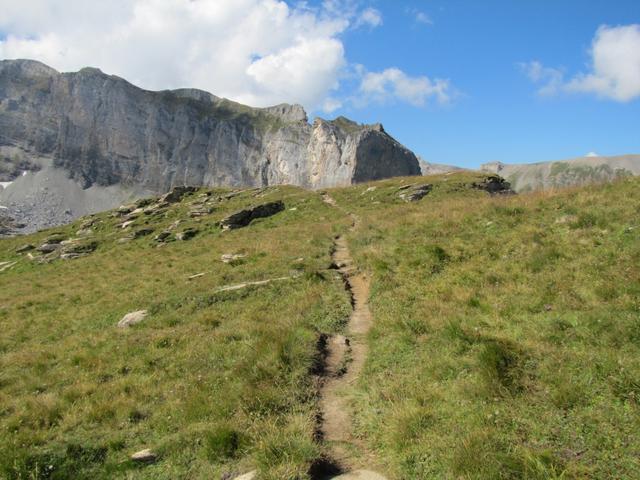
<box><xmin>0</xmin><ymin>59</ymin><xmax>420</xmax><ymax>232</ymax></box>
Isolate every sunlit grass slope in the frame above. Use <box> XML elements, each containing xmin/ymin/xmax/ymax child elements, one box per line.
<box><xmin>330</xmin><ymin>174</ymin><xmax>640</xmax><ymax>479</ymax></box>
<box><xmin>1</xmin><ymin>171</ymin><xmax>639</xmax><ymax>479</ymax></box>
<box><xmin>0</xmin><ymin>186</ymin><xmax>351</xmax><ymax>479</ymax></box>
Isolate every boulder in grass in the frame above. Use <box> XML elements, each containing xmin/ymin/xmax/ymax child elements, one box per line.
<box><xmin>62</xmin><ymin>240</ymin><xmax>99</xmax><ymax>255</ymax></box>
<box><xmin>118</xmin><ymin>310</ymin><xmax>148</xmax><ymax>328</ymax></box>
<box><xmin>176</xmin><ymin>228</ymin><xmax>199</xmax><ymax>241</ymax></box>
<box><xmin>161</xmin><ymin>186</ymin><xmax>198</xmax><ymax>204</ymax></box>
<box><xmin>130</xmin><ymin>448</ymin><xmax>157</xmax><ymax>463</ymax></box>
<box><xmin>16</xmin><ymin>244</ymin><xmax>35</xmax><ymax>253</ymax></box>
<box><xmin>399</xmin><ymin>184</ymin><xmax>432</xmax><ymax>202</ymax></box>
<box><xmin>221</xmin><ymin>253</ymin><xmax>246</xmax><ymax>264</ymax></box>
<box><xmin>132</xmin><ymin>228</ymin><xmax>154</xmax><ymax>239</ymax></box>
<box><xmin>154</xmin><ymin>231</ymin><xmax>172</xmax><ymax>243</ymax></box>
<box><xmin>233</xmin><ymin>472</ymin><xmax>257</xmax><ymax>480</ymax></box>
<box><xmin>220</xmin><ymin>201</ymin><xmax>285</xmax><ymax>230</ymax></box>
<box><xmin>37</xmin><ymin>243</ymin><xmax>61</xmax><ymax>253</ymax></box>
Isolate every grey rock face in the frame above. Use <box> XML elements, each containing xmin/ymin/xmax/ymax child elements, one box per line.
<box><xmin>0</xmin><ymin>59</ymin><xmax>421</xmax><ymax>231</ymax></box>
<box><xmin>480</xmin><ymin>155</ymin><xmax>640</xmax><ymax>193</ymax></box>
<box><xmin>220</xmin><ymin>201</ymin><xmax>285</xmax><ymax>230</ymax></box>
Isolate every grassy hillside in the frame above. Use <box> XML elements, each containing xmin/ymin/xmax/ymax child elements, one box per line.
<box><xmin>0</xmin><ymin>186</ymin><xmax>351</xmax><ymax>479</ymax></box>
<box><xmin>1</xmin><ymin>172</ymin><xmax>639</xmax><ymax>479</ymax></box>
<box><xmin>331</xmin><ymin>175</ymin><xmax>640</xmax><ymax>479</ymax></box>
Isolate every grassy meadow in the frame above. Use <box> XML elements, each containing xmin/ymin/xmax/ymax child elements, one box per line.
<box><xmin>0</xmin><ymin>186</ymin><xmax>351</xmax><ymax>479</ymax></box>
<box><xmin>1</xmin><ymin>172</ymin><xmax>639</xmax><ymax>479</ymax></box>
<box><xmin>330</xmin><ymin>174</ymin><xmax>640</xmax><ymax>479</ymax></box>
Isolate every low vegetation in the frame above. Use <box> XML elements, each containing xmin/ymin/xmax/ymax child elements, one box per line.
<box><xmin>1</xmin><ymin>172</ymin><xmax>639</xmax><ymax>479</ymax></box>
<box><xmin>0</xmin><ymin>186</ymin><xmax>351</xmax><ymax>479</ymax></box>
<box><xmin>331</xmin><ymin>173</ymin><xmax>640</xmax><ymax>479</ymax></box>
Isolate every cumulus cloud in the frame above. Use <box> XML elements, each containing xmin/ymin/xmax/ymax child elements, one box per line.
<box><xmin>0</xmin><ymin>0</ymin><xmax>451</xmax><ymax>112</ymax></box>
<box><xmin>567</xmin><ymin>24</ymin><xmax>640</xmax><ymax>101</ymax></box>
<box><xmin>522</xmin><ymin>24</ymin><xmax>640</xmax><ymax>102</ymax></box>
<box><xmin>358</xmin><ymin>67</ymin><xmax>452</xmax><ymax>106</ymax></box>
<box><xmin>0</xmin><ymin>0</ymin><xmax>354</xmax><ymax>110</ymax></box>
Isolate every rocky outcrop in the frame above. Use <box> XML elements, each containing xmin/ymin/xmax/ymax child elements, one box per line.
<box><xmin>481</xmin><ymin>155</ymin><xmax>640</xmax><ymax>192</ymax></box>
<box><xmin>472</xmin><ymin>175</ymin><xmax>515</xmax><ymax>195</ymax></box>
<box><xmin>220</xmin><ymin>201</ymin><xmax>285</xmax><ymax>230</ymax></box>
<box><xmin>0</xmin><ymin>59</ymin><xmax>421</xmax><ymax>232</ymax></box>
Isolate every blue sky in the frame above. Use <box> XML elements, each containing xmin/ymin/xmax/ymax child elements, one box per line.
<box><xmin>0</xmin><ymin>0</ymin><xmax>639</xmax><ymax>168</ymax></box>
<box><xmin>331</xmin><ymin>0</ymin><xmax>640</xmax><ymax>166</ymax></box>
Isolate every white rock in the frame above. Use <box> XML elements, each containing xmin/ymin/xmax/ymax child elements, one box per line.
<box><xmin>331</xmin><ymin>471</ymin><xmax>389</xmax><ymax>480</ymax></box>
<box><xmin>234</xmin><ymin>471</ymin><xmax>257</xmax><ymax>480</ymax></box>
<box><xmin>131</xmin><ymin>448</ymin><xmax>157</xmax><ymax>463</ymax></box>
<box><xmin>118</xmin><ymin>310</ymin><xmax>148</xmax><ymax>328</ymax></box>
<box><xmin>221</xmin><ymin>253</ymin><xmax>246</xmax><ymax>264</ymax></box>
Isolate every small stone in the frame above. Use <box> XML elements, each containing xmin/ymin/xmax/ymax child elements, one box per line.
<box><xmin>121</xmin><ymin>220</ymin><xmax>136</xmax><ymax>229</ymax></box>
<box><xmin>130</xmin><ymin>448</ymin><xmax>157</xmax><ymax>463</ymax></box>
<box><xmin>154</xmin><ymin>231</ymin><xmax>172</xmax><ymax>242</ymax></box>
<box><xmin>117</xmin><ymin>205</ymin><xmax>135</xmax><ymax>214</ymax></box>
<box><xmin>168</xmin><ymin>220</ymin><xmax>182</xmax><ymax>230</ymax></box>
<box><xmin>189</xmin><ymin>206</ymin><xmax>214</xmax><ymax>218</ymax></box>
<box><xmin>161</xmin><ymin>186</ymin><xmax>198</xmax><ymax>204</ymax></box>
<box><xmin>118</xmin><ymin>310</ymin><xmax>148</xmax><ymax>328</ymax></box>
<box><xmin>16</xmin><ymin>244</ymin><xmax>35</xmax><ymax>253</ymax></box>
<box><xmin>132</xmin><ymin>228</ymin><xmax>154</xmax><ymax>239</ymax></box>
<box><xmin>45</xmin><ymin>234</ymin><xmax>66</xmax><ymax>244</ymax></box>
<box><xmin>176</xmin><ymin>228</ymin><xmax>199</xmax><ymax>241</ymax></box>
<box><xmin>60</xmin><ymin>253</ymin><xmax>84</xmax><ymax>260</ymax></box>
<box><xmin>37</xmin><ymin>243</ymin><xmax>60</xmax><ymax>253</ymax></box>
<box><xmin>63</xmin><ymin>240</ymin><xmax>98</xmax><ymax>254</ymax></box>
<box><xmin>80</xmin><ymin>218</ymin><xmax>97</xmax><ymax>229</ymax></box>
<box><xmin>233</xmin><ymin>471</ymin><xmax>257</xmax><ymax>480</ymax></box>
<box><xmin>134</xmin><ymin>198</ymin><xmax>155</xmax><ymax>208</ymax></box>
<box><xmin>221</xmin><ymin>253</ymin><xmax>246</xmax><ymax>264</ymax></box>
<box><xmin>76</xmin><ymin>228</ymin><xmax>93</xmax><ymax>236</ymax></box>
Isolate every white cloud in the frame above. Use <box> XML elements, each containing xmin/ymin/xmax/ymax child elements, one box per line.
<box><xmin>358</xmin><ymin>67</ymin><xmax>452</xmax><ymax>106</ymax></box>
<box><xmin>519</xmin><ymin>61</ymin><xmax>564</xmax><ymax>96</ymax></box>
<box><xmin>0</xmin><ymin>0</ymin><xmax>451</xmax><ymax>113</ymax></box>
<box><xmin>355</xmin><ymin>7</ymin><xmax>383</xmax><ymax>29</ymax></box>
<box><xmin>0</xmin><ymin>0</ymin><xmax>354</xmax><ymax>110</ymax></box>
<box><xmin>567</xmin><ymin>24</ymin><xmax>640</xmax><ymax>101</ymax></box>
<box><xmin>522</xmin><ymin>24</ymin><xmax>640</xmax><ymax>102</ymax></box>
<box><xmin>321</xmin><ymin>97</ymin><xmax>343</xmax><ymax>113</ymax></box>
<box><xmin>406</xmin><ymin>8</ymin><xmax>433</xmax><ymax>26</ymax></box>
<box><xmin>415</xmin><ymin>12</ymin><xmax>433</xmax><ymax>26</ymax></box>
<box><xmin>586</xmin><ymin>152</ymin><xmax>599</xmax><ymax>157</ymax></box>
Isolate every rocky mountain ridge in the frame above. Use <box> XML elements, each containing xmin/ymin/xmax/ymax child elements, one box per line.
<box><xmin>0</xmin><ymin>59</ymin><xmax>421</xmax><ymax>233</ymax></box>
<box><xmin>481</xmin><ymin>154</ymin><xmax>640</xmax><ymax>192</ymax></box>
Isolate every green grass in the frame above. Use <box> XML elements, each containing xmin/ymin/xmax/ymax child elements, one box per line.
<box><xmin>1</xmin><ymin>173</ymin><xmax>640</xmax><ymax>479</ymax></box>
<box><xmin>0</xmin><ymin>186</ymin><xmax>351</xmax><ymax>479</ymax></box>
<box><xmin>329</xmin><ymin>174</ymin><xmax>640</xmax><ymax>479</ymax></box>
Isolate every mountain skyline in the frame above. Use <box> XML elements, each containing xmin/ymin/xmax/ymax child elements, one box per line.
<box><xmin>1</xmin><ymin>0</ymin><xmax>639</xmax><ymax>168</ymax></box>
